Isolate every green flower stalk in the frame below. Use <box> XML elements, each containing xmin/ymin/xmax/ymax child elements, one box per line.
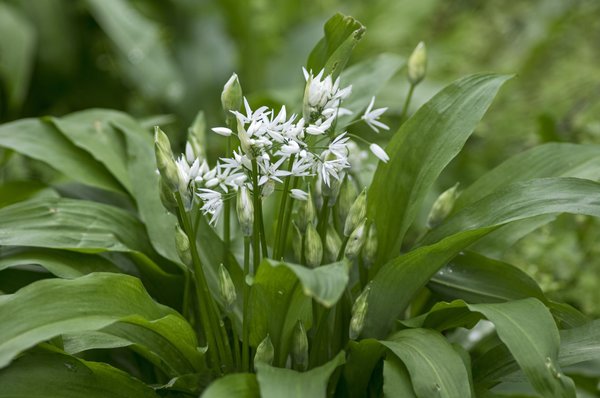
<box><xmin>349</xmin><ymin>284</ymin><xmax>371</xmax><ymax>340</ymax></box>
<box><xmin>218</xmin><ymin>264</ymin><xmax>237</xmax><ymax>310</ymax></box>
<box><xmin>345</xmin><ymin>218</ymin><xmax>367</xmax><ymax>260</ymax></box>
<box><xmin>408</xmin><ymin>41</ymin><xmax>427</xmax><ymax>86</ymax></box>
<box><xmin>295</xmin><ymin>189</ymin><xmax>316</xmax><ymax>234</ymax></box>
<box><xmin>159</xmin><ymin>176</ymin><xmax>177</xmax><ymax>213</ymax></box>
<box><xmin>426</xmin><ymin>183</ymin><xmax>459</xmax><ymax>228</ymax></box>
<box><xmin>291</xmin><ymin>321</ymin><xmax>308</xmax><ymax>371</ymax></box>
<box><xmin>254</xmin><ymin>334</ymin><xmax>274</xmax><ymax>367</ymax></box>
<box><xmin>344</xmin><ymin>188</ymin><xmax>367</xmax><ymax>237</ymax></box>
<box><xmin>237</xmin><ymin>186</ymin><xmax>254</xmax><ymax>237</ymax></box>
<box><xmin>305</xmin><ymin>222</ymin><xmax>323</xmax><ymax>268</ymax></box>
<box><xmin>175</xmin><ymin>225</ymin><xmax>192</xmax><ymax>267</ymax></box>
<box><xmin>292</xmin><ymin>222</ymin><xmax>303</xmax><ymax>262</ymax></box>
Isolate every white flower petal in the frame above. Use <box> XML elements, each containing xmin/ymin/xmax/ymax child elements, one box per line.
<box><xmin>369</xmin><ymin>143</ymin><xmax>390</xmax><ymax>163</ymax></box>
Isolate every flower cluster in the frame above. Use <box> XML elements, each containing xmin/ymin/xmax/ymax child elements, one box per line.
<box><xmin>173</xmin><ymin>68</ymin><xmax>390</xmax><ymax>226</ymax></box>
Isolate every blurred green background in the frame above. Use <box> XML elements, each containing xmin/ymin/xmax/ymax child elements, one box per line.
<box><xmin>1</xmin><ymin>0</ymin><xmax>600</xmax><ymax>314</ymax></box>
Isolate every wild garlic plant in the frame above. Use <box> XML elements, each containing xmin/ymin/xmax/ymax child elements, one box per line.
<box><xmin>154</xmin><ymin>63</ymin><xmax>397</xmax><ymax>373</ymax></box>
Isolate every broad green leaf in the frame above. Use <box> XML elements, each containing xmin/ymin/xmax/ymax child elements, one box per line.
<box><xmin>0</xmin><ymin>273</ymin><xmax>199</xmax><ymax>372</ymax></box>
<box><xmin>559</xmin><ymin>319</ymin><xmax>600</xmax><ymax>367</ymax></box>
<box><xmin>337</xmin><ymin>53</ymin><xmax>404</xmax><ymax>127</ymax></box>
<box><xmin>50</xmin><ymin>110</ymin><xmax>133</xmax><ymax>193</ymax></box>
<box><xmin>424</xmin><ymin>178</ymin><xmax>600</xmax><ymax>244</ymax></box>
<box><xmin>255</xmin><ymin>351</ymin><xmax>345</xmax><ymax>398</ymax></box>
<box><xmin>0</xmin><ymin>181</ymin><xmax>58</xmax><ymax>208</ymax></box>
<box><xmin>0</xmin><ymin>352</ymin><xmax>159</xmax><ymax>398</ymax></box>
<box><xmin>428</xmin><ymin>251</ymin><xmax>546</xmax><ymax>304</ymax></box>
<box><xmin>249</xmin><ymin>260</ymin><xmax>313</xmax><ymax>366</ymax></box>
<box><xmin>470</xmin><ymin>299</ymin><xmax>575</xmax><ymax>398</ymax></box>
<box><xmin>456</xmin><ymin>143</ymin><xmax>600</xmax><ymax>210</ymax></box>
<box><xmin>202</xmin><ymin>373</ymin><xmax>259</xmax><ymax>398</ymax></box>
<box><xmin>264</xmin><ymin>259</ymin><xmax>350</xmax><ymax>307</ymax></box>
<box><xmin>382</xmin><ymin>328</ymin><xmax>472</xmax><ymax>398</ymax></box>
<box><xmin>400</xmin><ymin>300</ymin><xmax>481</xmax><ymax>332</ymax></box>
<box><xmin>368</xmin><ymin>74</ymin><xmax>511</xmax><ymax>264</ymax></box>
<box><xmin>307</xmin><ymin>13</ymin><xmax>365</xmax><ymax>78</ymax></box>
<box><xmin>0</xmin><ymin>248</ymin><xmax>120</xmax><ymax>278</ymax></box>
<box><xmin>0</xmin><ymin>3</ymin><xmax>35</xmax><ymax>110</ymax></box>
<box><xmin>383</xmin><ymin>355</ymin><xmax>417</xmax><ymax>398</ymax></box>
<box><xmin>340</xmin><ymin>339</ymin><xmax>386</xmax><ymax>398</ymax></box>
<box><xmin>364</xmin><ymin>177</ymin><xmax>600</xmax><ymax>339</ymax></box>
<box><xmin>0</xmin><ymin>119</ymin><xmax>124</xmax><ymax>192</ymax></box>
<box><xmin>85</xmin><ymin>0</ymin><xmax>183</xmax><ymax>105</ymax></box>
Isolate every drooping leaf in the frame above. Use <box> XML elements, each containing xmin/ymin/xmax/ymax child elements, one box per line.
<box><xmin>364</xmin><ymin>177</ymin><xmax>600</xmax><ymax>339</ymax></box>
<box><xmin>201</xmin><ymin>373</ymin><xmax>260</xmax><ymax>398</ymax></box>
<box><xmin>382</xmin><ymin>328</ymin><xmax>472</xmax><ymax>398</ymax></box>
<box><xmin>0</xmin><ymin>273</ymin><xmax>199</xmax><ymax>372</ymax></box>
<box><xmin>383</xmin><ymin>355</ymin><xmax>417</xmax><ymax>398</ymax></box>
<box><xmin>255</xmin><ymin>351</ymin><xmax>345</xmax><ymax>398</ymax></box>
<box><xmin>0</xmin><ymin>119</ymin><xmax>124</xmax><ymax>192</ymax></box>
<box><xmin>368</xmin><ymin>74</ymin><xmax>512</xmax><ymax>264</ymax></box>
<box><xmin>0</xmin><ymin>352</ymin><xmax>159</xmax><ymax>398</ymax></box>
<box><xmin>559</xmin><ymin>319</ymin><xmax>600</xmax><ymax>368</ymax></box>
<box><xmin>307</xmin><ymin>13</ymin><xmax>365</xmax><ymax>79</ymax></box>
<box><xmin>428</xmin><ymin>251</ymin><xmax>546</xmax><ymax>304</ymax></box>
<box><xmin>470</xmin><ymin>299</ymin><xmax>575</xmax><ymax>398</ymax></box>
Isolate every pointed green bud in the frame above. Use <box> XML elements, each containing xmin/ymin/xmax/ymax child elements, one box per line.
<box><xmin>159</xmin><ymin>176</ymin><xmax>177</xmax><ymax>213</ymax></box>
<box><xmin>218</xmin><ymin>264</ymin><xmax>237</xmax><ymax>309</ymax></box>
<box><xmin>349</xmin><ymin>283</ymin><xmax>371</xmax><ymax>340</ymax></box>
<box><xmin>345</xmin><ymin>219</ymin><xmax>367</xmax><ymax>260</ymax></box>
<box><xmin>295</xmin><ymin>188</ymin><xmax>315</xmax><ymax>234</ymax></box>
<box><xmin>221</xmin><ymin>73</ymin><xmax>243</xmax><ymax>115</ymax></box>
<box><xmin>304</xmin><ymin>222</ymin><xmax>323</xmax><ymax>268</ymax></box>
<box><xmin>175</xmin><ymin>225</ymin><xmax>192</xmax><ymax>267</ymax></box>
<box><xmin>237</xmin><ymin>119</ymin><xmax>254</xmax><ymax>158</ymax></box>
<box><xmin>407</xmin><ymin>41</ymin><xmax>427</xmax><ymax>85</ymax></box>
<box><xmin>292</xmin><ymin>222</ymin><xmax>303</xmax><ymax>263</ymax></box>
<box><xmin>338</xmin><ymin>175</ymin><xmax>358</xmax><ymax>226</ymax></box>
<box><xmin>361</xmin><ymin>223</ymin><xmax>378</xmax><ymax>267</ymax></box>
<box><xmin>324</xmin><ymin>224</ymin><xmax>342</xmax><ymax>263</ymax></box>
<box><xmin>426</xmin><ymin>183</ymin><xmax>459</xmax><ymax>229</ymax></box>
<box><xmin>254</xmin><ymin>334</ymin><xmax>274</xmax><ymax>367</ymax></box>
<box><xmin>344</xmin><ymin>188</ymin><xmax>367</xmax><ymax>237</ymax></box>
<box><xmin>261</xmin><ymin>180</ymin><xmax>275</xmax><ymax>198</ymax></box>
<box><xmin>154</xmin><ymin>126</ymin><xmax>180</xmax><ymax>191</ymax></box>
<box><xmin>236</xmin><ymin>186</ymin><xmax>254</xmax><ymax>237</ymax></box>
<box><xmin>187</xmin><ymin>111</ymin><xmax>206</xmax><ymax>159</ymax></box>
<box><xmin>291</xmin><ymin>320</ymin><xmax>308</xmax><ymax>371</ymax></box>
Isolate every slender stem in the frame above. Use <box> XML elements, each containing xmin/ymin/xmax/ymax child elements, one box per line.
<box><xmin>337</xmin><ymin>236</ymin><xmax>349</xmax><ymax>261</ymax></box>
<box><xmin>279</xmin><ymin>177</ymin><xmax>297</xmax><ymax>259</ymax></box>
<box><xmin>242</xmin><ymin>237</ymin><xmax>251</xmax><ymax>372</ymax></box>
<box><xmin>230</xmin><ymin>316</ymin><xmax>241</xmax><ymax>371</ymax></box>
<box><xmin>273</xmin><ymin>155</ymin><xmax>296</xmax><ymax>259</ymax></box>
<box><xmin>400</xmin><ymin>83</ymin><xmax>415</xmax><ymax>122</ymax></box>
<box><xmin>223</xmin><ymin>137</ymin><xmax>232</xmax><ymax>267</ymax></box>
<box><xmin>250</xmin><ymin>159</ymin><xmax>264</xmax><ymax>265</ymax></box>
<box><xmin>182</xmin><ymin>270</ymin><xmax>191</xmax><ymax>319</ymax></box>
<box><xmin>317</xmin><ymin>196</ymin><xmax>330</xmax><ymax>240</ymax></box>
<box><xmin>175</xmin><ymin>192</ymin><xmax>220</xmax><ymax>370</ymax></box>
<box><xmin>258</xmin><ymin>197</ymin><xmax>268</xmax><ymax>258</ymax></box>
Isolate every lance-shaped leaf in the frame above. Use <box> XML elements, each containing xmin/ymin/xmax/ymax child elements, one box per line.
<box><xmin>201</xmin><ymin>373</ymin><xmax>259</xmax><ymax>398</ymax></box>
<box><xmin>364</xmin><ymin>177</ymin><xmax>600</xmax><ymax>339</ymax></box>
<box><xmin>307</xmin><ymin>13</ymin><xmax>365</xmax><ymax>79</ymax></box>
<box><xmin>383</xmin><ymin>355</ymin><xmax>417</xmax><ymax>398</ymax></box>
<box><xmin>368</xmin><ymin>74</ymin><xmax>511</xmax><ymax>264</ymax></box>
<box><xmin>255</xmin><ymin>351</ymin><xmax>345</xmax><ymax>398</ymax></box>
<box><xmin>0</xmin><ymin>352</ymin><xmax>159</xmax><ymax>398</ymax></box>
<box><xmin>0</xmin><ymin>273</ymin><xmax>201</xmax><ymax>373</ymax></box>
<box><xmin>382</xmin><ymin>328</ymin><xmax>472</xmax><ymax>398</ymax></box>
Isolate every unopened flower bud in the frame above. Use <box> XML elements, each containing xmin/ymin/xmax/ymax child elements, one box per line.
<box><xmin>154</xmin><ymin>127</ymin><xmax>180</xmax><ymax>191</ymax></box>
<box><xmin>291</xmin><ymin>321</ymin><xmax>308</xmax><ymax>371</ymax></box>
<box><xmin>175</xmin><ymin>225</ymin><xmax>192</xmax><ymax>267</ymax></box>
<box><xmin>349</xmin><ymin>283</ymin><xmax>371</xmax><ymax>340</ymax></box>
<box><xmin>345</xmin><ymin>219</ymin><xmax>367</xmax><ymax>260</ymax></box>
<box><xmin>361</xmin><ymin>223</ymin><xmax>378</xmax><ymax>267</ymax></box>
<box><xmin>221</xmin><ymin>73</ymin><xmax>243</xmax><ymax>115</ymax></box>
<box><xmin>304</xmin><ymin>222</ymin><xmax>323</xmax><ymax>268</ymax></box>
<box><xmin>295</xmin><ymin>189</ymin><xmax>315</xmax><ymax>234</ymax></box>
<box><xmin>159</xmin><ymin>176</ymin><xmax>177</xmax><ymax>213</ymax></box>
<box><xmin>254</xmin><ymin>334</ymin><xmax>274</xmax><ymax>367</ymax></box>
<box><xmin>338</xmin><ymin>176</ymin><xmax>358</xmax><ymax>225</ymax></box>
<box><xmin>344</xmin><ymin>188</ymin><xmax>367</xmax><ymax>237</ymax></box>
<box><xmin>408</xmin><ymin>41</ymin><xmax>427</xmax><ymax>85</ymax></box>
<box><xmin>324</xmin><ymin>224</ymin><xmax>342</xmax><ymax>263</ymax></box>
<box><xmin>237</xmin><ymin>120</ymin><xmax>254</xmax><ymax>158</ymax></box>
<box><xmin>188</xmin><ymin>111</ymin><xmax>206</xmax><ymax>159</ymax></box>
<box><xmin>292</xmin><ymin>222</ymin><xmax>303</xmax><ymax>262</ymax></box>
<box><xmin>218</xmin><ymin>263</ymin><xmax>237</xmax><ymax>309</ymax></box>
<box><xmin>426</xmin><ymin>183</ymin><xmax>459</xmax><ymax>229</ymax></box>
<box><xmin>236</xmin><ymin>186</ymin><xmax>254</xmax><ymax>237</ymax></box>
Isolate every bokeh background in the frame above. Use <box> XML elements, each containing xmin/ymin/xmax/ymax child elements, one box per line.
<box><xmin>1</xmin><ymin>0</ymin><xmax>600</xmax><ymax>314</ymax></box>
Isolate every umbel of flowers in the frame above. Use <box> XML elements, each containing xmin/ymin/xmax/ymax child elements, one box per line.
<box><xmin>153</xmin><ymin>62</ymin><xmax>406</xmax><ymax>372</ymax></box>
